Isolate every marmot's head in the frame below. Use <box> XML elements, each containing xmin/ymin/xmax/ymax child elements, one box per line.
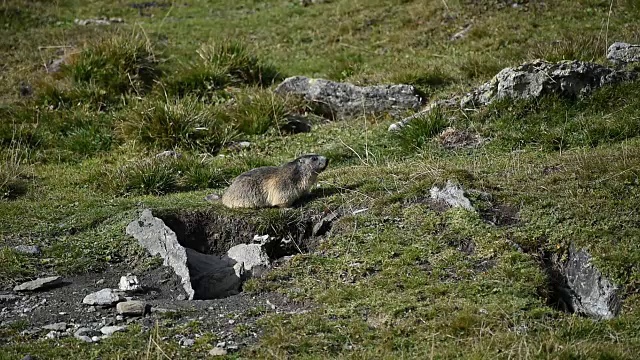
<box><xmin>294</xmin><ymin>154</ymin><xmax>329</xmax><ymax>174</ymax></box>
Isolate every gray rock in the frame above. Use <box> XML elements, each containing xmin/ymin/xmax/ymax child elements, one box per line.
<box><xmin>280</xmin><ymin>115</ymin><xmax>312</xmax><ymax>134</ymax></box>
<box><xmin>126</xmin><ymin>209</ymin><xmax>243</xmax><ymax>300</ymax></box>
<box><xmin>100</xmin><ymin>325</ymin><xmax>127</xmax><ymax>336</ymax></box>
<box><xmin>155</xmin><ymin>150</ymin><xmax>182</xmax><ymax>159</ymax></box>
<box><xmin>74</xmin><ymin>327</ymin><xmax>99</xmax><ymax>342</ymax></box>
<box><xmin>209</xmin><ymin>347</ymin><xmax>228</xmax><ymax>356</ymax></box>
<box><xmin>274</xmin><ymin>76</ymin><xmax>423</xmax><ymax>120</ymax></box>
<box><xmin>179</xmin><ymin>337</ymin><xmax>195</xmax><ymax>347</ymax></box>
<box><xmin>607</xmin><ymin>42</ymin><xmax>640</xmax><ymax>65</ymax></box>
<box><xmin>91</xmin><ymin>336</ymin><xmax>101</xmax><ymax>342</ymax></box>
<box><xmin>429</xmin><ymin>180</ymin><xmax>474</xmax><ymax>211</ymax></box>
<box><xmin>227</xmin><ymin>244</ymin><xmax>271</xmax><ymax>278</ymax></box>
<box><xmin>82</xmin><ymin>288</ymin><xmax>124</xmax><ymax>306</ymax></box>
<box><xmin>312</xmin><ymin>212</ymin><xmax>340</xmax><ymax>237</ymax></box>
<box><xmin>0</xmin><ymin>294</ymin><xmax>20</xmax><ymax>302</ymax></box>
<box><xmin>561</xmin><ymin>246</ymin><xmax>621</xmax><ymax>320</ymax></box>
<box><xmin>116</xmin><ymin>301</ymin><xmax>147</xmax><ymax>316</ymax></box>
<box><xmin>21</xmin><ymin>355</ymin><xmax>34</xmax><ymax>360</ymax></box>
<box><xmin>14</xmin><ymin>245</ymin><xmax>41</xmax><ymax>255</ymax></box>
<box><xmin>74</xmin><ymin>17</ymin><xmax>124</xmax><ymax>26</ymax></box>
<box><xmin>43</xmin><ymin>322</ymin><xmax>67</xmax><ymax>332</ymax></box>
<box><xmin>204</xmin><ymin>193</ymin><xmax>221</xmax><ymax>203</ymax></box>
<box><xmin>118</xmin><ymin>275</ymin><xmax>141</xmax><ymax>292</ymax></box>
<box><xmin>388</xmin><ymin>98</ymin><xmax>457</xmax><ymax>132</ymax></box>
<box><xmin>14</xmin><ymin>276</ymin><xmax>63</xmax><ymax>292</ymax></box>
<box><xmin>45</xmin><ymin>331</ymin><xmax>58</xmax><ymax>339</ymax></box>
<box><xmin>460</xmin><ymin>59</ymin><xmax>636</xmax><ymax>108</ymax></box>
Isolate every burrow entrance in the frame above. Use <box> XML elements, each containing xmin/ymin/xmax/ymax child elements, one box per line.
<box><xmin>146</xmin><ymin>208</ymin><xmax>337</xmax><ymax>300</ymax></box>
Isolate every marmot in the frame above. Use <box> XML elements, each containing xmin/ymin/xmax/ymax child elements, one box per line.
<box><xmin>221</xmin><ymin>154</ymin><xmax>329</xmax><ymax>209</ymax></box>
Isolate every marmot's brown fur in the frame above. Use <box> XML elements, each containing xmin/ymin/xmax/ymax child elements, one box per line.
<box><xmin>221</xmin><ymin>154</ymin><xmax>329</xmax><ymax>209</ymax></box>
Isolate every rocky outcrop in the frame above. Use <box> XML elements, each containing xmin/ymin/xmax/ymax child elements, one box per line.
<box><xmin>460</xmin><ymin>59</ymin><xmax>635</xmax><ymax>108</ymax></box>
<box><xmin>607</xmin><ymin>42</ymin><xmax>640</xmax><ymax>65</ymax></box>
<box><xmin>275</xmin><ymin>76</ymin><xmax>423</xmax><ymax>119</ymax></box>
<box><xmin>14</xmin><ymin>276</ymin><xmax>63</xmax><ymax>292</ymax></box>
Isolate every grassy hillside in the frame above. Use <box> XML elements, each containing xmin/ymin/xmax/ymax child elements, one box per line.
<box><xmin>1</xmin><ymin>0</ymin><xmax>640</xmax><ymax>358</ymax></box>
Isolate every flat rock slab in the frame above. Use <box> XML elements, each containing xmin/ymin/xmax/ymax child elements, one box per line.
<box><xmin>274</xmin><ymin>76</ymin><xmax>423</xmax><ymax>119</ymax></box>
<box><xmin>14</xmin><ymin>276</ymin><xmax>63</xmax><ymax>292</ymax></box>
<box><xmin>116</xmin><ymin>300</ymin><xmax>147</xmax><ymax>316</ymax></box>
<box><xmin>100</xmin><ymin>325</ymin><xmax>127</xmax><ymax>336</ymax></box>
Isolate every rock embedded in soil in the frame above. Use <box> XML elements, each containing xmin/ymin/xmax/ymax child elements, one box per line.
<box><xmin>14</xmin><ymin>276</ymin><xmax>63</xmax><ymax>292</ymax></box>
<box><xmin>560</xmin><ymin>246</ymin><xmax>621</xmax><ymax>320</ymax></box>
<box><xmin>274</xmin><ymin>76</ymin><xmax>423</xmax><ymax>119</ymax></box>
<box><xmin>460</xmin><ymin>59</ymin><xmax>636</xmax><ymax>108</ymax></box>
<box><xmin>82</xmin><ymin>288</ymin><xmax>125</xmax><ymax>306</ymax></box>
<box><xmin>13</xmin><ymin>245</ymin><xmax>41</xmax><ymax>255</ymax></box>
<box><xmin>100</xmin><ymin>325</ymin><xmax>127</xmax><ymax>336</ymax></box>
<box><xmin>0</xmin><ymin>294</ymin><xmax>20</xmax><ymax>302</ymax></box>
<box><xmin>119</xmin><ymin>275</ymin><xmax>142</xmax><ymax>292</ymax></box>
<box><xmin>42</xmin><ymin>322</ymin><xmax>67</xmax><ymax>332</ymax></box>
<box><xmin>607</xmin><ymin>42</ymin><xmax>640</xmax><ymax>65</ymax></box>
<box><xmin>429</xmin><ymin>180</ymin><xmax>475</xmax><ymax>211</ymax></box>
<box><xmin>209</xmin><ymin>347</ymin><xmax>228</xmax><ymax>356</ymax></box>
<box><xmin>227</xmin><ymin>244</ymin><xmax>271</xmax><ymax>278</ymax></box>
<box><xmin>116</xmin><ymin>300</ymin><xmax>147</xmax><ymax>316</ymax></box>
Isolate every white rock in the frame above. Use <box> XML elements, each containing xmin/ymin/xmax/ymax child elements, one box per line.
<box><xmin>118</xmin><ymin>275</ymin><xmax>141</xmax><ymax>292</ymax></box>
<box><xmin>209</xmin><ymin>347</ymin><xmax>227</xmax><ymax>356</ymax></box>
<box><xmin>82</xmin><ymin>289</ymin><xmax>124</xmax><ymax>306</ymax></box>
<box><xmin>429</xmin><ymin>180</ymin><xmax>475</xmax><ymax>211</ymax></box>
<box><xmin>100</xmin><ymin>325</ymin><xmax>127</xmax><ymax>336</ymax></box>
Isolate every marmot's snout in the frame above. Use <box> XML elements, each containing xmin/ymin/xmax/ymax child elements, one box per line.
<box><xmin>299</xmin><ymin>154</ymin><xmax>329</xmax><ymax>174</ymax></box>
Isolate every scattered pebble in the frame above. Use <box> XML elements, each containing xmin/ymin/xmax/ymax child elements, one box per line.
<box><xmin>43</xmin><ymin>322</ymin><xmax>67</xmax><ymax>332</ymax></box>
<box><xmin>209</xmin><ymin>347</ymin><xmax>227</xmax><ymax>356</ymax></box>
<box><xmin>45</xmin><ymin>331</ymin><xmax>58</xmax><ymax>339</ymax></box>
<box><xmin>119</xmin><ymin>274</ymin><xmax>142</xmax><ymax>292</ymax></box>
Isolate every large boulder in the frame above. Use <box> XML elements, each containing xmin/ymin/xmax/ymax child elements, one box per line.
<box><xmin>274</xmin><ymin>76</ymin><xmax>423</xmax><ymax>119</ymax></box>
<box><xmin>460</xmin><ymin>59</ymin><xmax>635</xmax><ymax>108</ymax></box>
<box><xmin>125</xmin><ymin>209</ymin><xmax>243</xmax><ymax>300</ymax></box>
<box><xmin>607</xmin><ymin>42</ymin><xmax>640</xmax><ymax>65</ymax></box>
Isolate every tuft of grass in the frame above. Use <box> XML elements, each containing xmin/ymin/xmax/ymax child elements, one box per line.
<box><xmin>94</xmin><ymin>154</ymin><xmax>235</xmax><ymax>196</ymax></box>
<box><xmin>63</xmin><ymin>33</ymin><xmax>160</xmax><ymax>95</ymax></box>
<box><xmin>469</xmin><ymin>81</ymin><xmax>640</xmax><ymax>151</ymax></box>
<box><xmin>38</xmin><ymin>33</ymin><xmax>160</xmax><ymax>109</ymax></box>
<box><xmin>528</xmin><ymin>34</ymin><xmax>605</xmax><ymax>62</ymax></box>
<box><xmin>116</xmin><ymin>95</ymin><xmax>237</xmax><ymax>153</ymax></box>
<box><xmin>0</xmin><ymin>140</ymin><xmax>30</xmax><ymax>200</ymax></box>
<box><xmin>392</xmin><ymin>108</ymin><xmax>449</xmax><ymax>151</ymax></box>
<box><xmin>231</xmin><ymin>88</ymin><xmax>306</xmax><ymax>135</ymax></box>
<box><xmin>165</xmin><ymin>39</ymin><xmax>282</xmax><ymax>98</ymax></box>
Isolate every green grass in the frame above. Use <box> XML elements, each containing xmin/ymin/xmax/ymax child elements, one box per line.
<box><xmin>1</xmin><ymin>0</ymin><xmax>640</xmax><ymax>358</ymax></box>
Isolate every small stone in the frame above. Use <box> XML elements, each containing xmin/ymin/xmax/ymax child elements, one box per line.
<box><xmin>95</xmin><ymin>279</ymin><xmax>105</xmax><ymax>285</ymax></box>
<box><xmin>100</xmin><ymin>325</ymin><xmax>127</xmax><ymax>336</ymax></box>
<box><xmin>13</xmin><ymin>245</ymin><xmax>41</xmax><ymax>255</ymax></box>
<box><xmin>116</xmin><ymin>315</ymin><xmax>124</xmax><ymax>321</ymax></box>
<box><xmin>45</xmin><ymin>331</ymin><xmax>58</xmax><ymax>339</ymax></box>
<box><xmin>155</xmin><ymin>150</ymin><xmax>182</xmax><ymax>159</ymax></box>
<box><xmin>21</xmin><ymin>355</ymin><xmax>34</xmax><ymax>360</ymax></box>
<box><xmin>216</xmin><ymin>342</ymin><xmax>226</xmax><ymax>348</ymax></box>
<box><xmin>0</xmin><ymin>294</ymin><xmax>20</xmax><ymax>303</ymax></box>
<box><xmin>209</xmin><ymin>347</ymin><xmax>227</xmax><ymax>356</ymax></box>
<box><xmin>228</xmin><ymin>319</ymin><xmax>235</xmax><ymax>325</ymax></box>
<box><xmin>176</xmin><ymin>294</ymin><xmax>186</xmax><ymax>301</ymax></box>
<box><xmin>76</xmin><ymin>335</ymin><xmax>92</xmax><ymax>343</ymax></box>
<box><xmin>91</xmin><ymin>336</ymin><xmax>101</xmax><ymax>342</ymax></box>
<box><xmin>82</xmin><ymin>289</ymin><xmax>124</xmax><ymax>306</ymax></box>
<box><xmin>179</xmin><ymin>338</ymin><xmax>195</xmax><ymax>347</ymax></box>
<box><xmin>204</xmin><ymin>193</ymin><xmax>220</xmax><ymax>203</ymax></box>
<box><xmin>116</xmin><ymin>300</ymin><xmax>147</xmax><ymax>316</ymax></box>
<box><xmin>429</xmin><ymin>180</ymin><xmax>475</xmax><ymax>212</ymax></box>
<box><xmin>118</xmin><ymin>275</ymin><xmax>141</xmax><ymax>292</ymax></box>
<box><xmin>237</xmin><ymin>141</ymin><xmax>251</xmax><ymax>148</ymax></box>
<box><xmin>43</xmin><ymin>322</ymin><xmax>67</xmax><ymax>332</ymax></box>
<box><xmin>14</xmin><ymin>276</ymin><xmax>63</xmax><ymax>292</ymax></box>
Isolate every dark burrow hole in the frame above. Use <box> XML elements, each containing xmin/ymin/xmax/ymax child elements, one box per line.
<box><xmin>149</xmin><ymin>208</ymin><xmax>338</xmax><ymax>300</ymax></box>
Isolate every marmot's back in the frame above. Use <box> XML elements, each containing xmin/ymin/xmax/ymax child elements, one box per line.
<box><xmin>220</xmin><ymin>155</ymin><xmax>328</xmax><ymax>209</ymax></box>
